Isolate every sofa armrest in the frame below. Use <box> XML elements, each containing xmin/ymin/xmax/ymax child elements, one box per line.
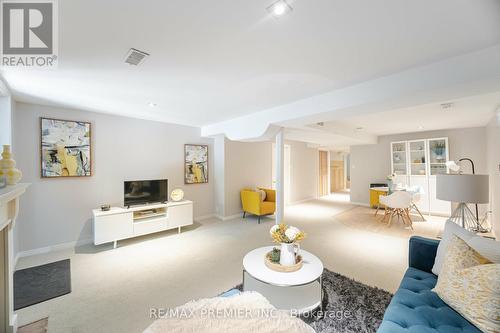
<box><xmin>409</xmin><ymin>236</ymin><xmax>440</xmax><ymax>273</ymax></box>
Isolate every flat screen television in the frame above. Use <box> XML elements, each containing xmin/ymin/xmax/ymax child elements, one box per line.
<box><xmin>124</xmin><ymin>179</ymin><xmax>168</xmax><ymax>207</ymax></box>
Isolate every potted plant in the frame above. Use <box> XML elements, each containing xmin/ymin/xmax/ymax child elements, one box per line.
<box><xmin>269</xmin><ymin>223</ymin><xmax>306</xmax><ymax>266</ymax></box>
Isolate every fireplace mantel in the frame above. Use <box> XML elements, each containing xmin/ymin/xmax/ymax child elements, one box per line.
<box><xmin>1</xmin><ymin>183</ymin><xmax>29</xmax><ymax>333</ymax></box>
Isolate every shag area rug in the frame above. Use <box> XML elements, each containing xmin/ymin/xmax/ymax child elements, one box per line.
<box><xmin>233</xmin><ymin>268</ymin><xmax>393</xmax><ymax>333</ymax></box>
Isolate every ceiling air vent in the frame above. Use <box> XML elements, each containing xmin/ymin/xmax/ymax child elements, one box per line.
<box><xmin>440</xmin><ymin>102</ymin><xmax>454</xmax><ymax>110</ymax></box>
<box><xmin>124</xmin><ymin>48</ymin><xmax>150</xmax><ymax>66</ymax></box>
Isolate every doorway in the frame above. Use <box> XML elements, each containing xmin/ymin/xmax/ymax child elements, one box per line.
<box><xmin>272</xmin><ymin>144</ymin><xmax>291</xmax><ymax>205</ymax></box>
<box><xmin>319</xmin><ymin>150</ymin><xmax>329</xmax><ymax>196</ymax></box>
<box><xmin>330</xmin><ymin>160</ymin><xmax>345</xmax><ymax>192</ymax></box>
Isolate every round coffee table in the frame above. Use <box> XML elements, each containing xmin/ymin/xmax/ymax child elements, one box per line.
<box><xmin>242</xmin><ymin>246</ymin><xmax>324</xmax><ymax>314</ymax></box>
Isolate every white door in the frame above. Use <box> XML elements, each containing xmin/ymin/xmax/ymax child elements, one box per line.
<box><xmin>272</xmin><ymin>144</ymin><xmax>291</xmax><ymax>205</ymax></box>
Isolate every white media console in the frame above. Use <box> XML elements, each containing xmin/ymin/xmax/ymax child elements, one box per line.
<box><xmin>92</xmin><ymin>200</ymin><xmax>193</xmax><ymax>248</ymax></box>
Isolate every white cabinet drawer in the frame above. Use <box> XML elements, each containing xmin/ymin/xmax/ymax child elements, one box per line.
<box><xmin>94</xmin><ymin>212</ymin><xmax>133</xmax><ymax>245</ymax></box>
<box><xmin>133</xmin><ymin>218</ymin><xmax>168</xmax><ymax>237</ymax></box>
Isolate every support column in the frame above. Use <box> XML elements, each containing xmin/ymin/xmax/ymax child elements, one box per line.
<box><xmin>275</xmin><ymin>128</ymin><xmax>285</xmax><ymax>224</ymax></box>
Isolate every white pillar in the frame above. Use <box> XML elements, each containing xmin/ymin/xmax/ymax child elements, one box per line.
<box><xmin>275</xmin><ymin>128</ymin><xmax>285</xmax><ymax>224</ymax></box>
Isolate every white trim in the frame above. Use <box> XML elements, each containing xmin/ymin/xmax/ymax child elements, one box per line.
<box><xmin>350</xmin><ymin>201</ymin><xmax>371</xmax><ymax>207</ymax></box>
<box><xmin>288</xmin><ymin>196</ymin><xmax>317</xmax><ymax>205</ymax></box>
<box><xmin>15</xmin><ymin>238</ymin><xmax>93</xmax><ymax>264</ymax></box>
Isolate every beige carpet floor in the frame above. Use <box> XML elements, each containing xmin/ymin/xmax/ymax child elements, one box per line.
<box><xmin>17</xmin><ymin>318</ymin><xmax>48</xmax><ymax>333</ymax></box>
<box><xmin>15</xmin><ymin>193</ymin><xmax>445</xmax><ymax>333</ymax></box>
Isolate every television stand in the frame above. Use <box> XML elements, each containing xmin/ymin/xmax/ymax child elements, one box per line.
<box><xmin>92</xmin><ymin>201</ymin><xmax>193</xmax><ymax>249</ymax></box>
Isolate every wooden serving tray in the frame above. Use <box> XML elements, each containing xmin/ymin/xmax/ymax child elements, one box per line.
<box><xmin>265</xmin><ymin>251</ymin><xmax>303</xmax><ymax>273</ymax></box>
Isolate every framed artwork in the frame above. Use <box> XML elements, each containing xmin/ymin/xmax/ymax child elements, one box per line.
<box><xmin>40</xmin><ymin>117</ymin><xmax>92</xmax><ymax>178</ymax></box>
<box><xmin>184</xmin><ymin>144</ymin><xmax>208</xmax><ymax>184</ymax></box>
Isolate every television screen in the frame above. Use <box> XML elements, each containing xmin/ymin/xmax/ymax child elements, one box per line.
<box><xmin>124</xmin><ymin>179</ymin><xmax>168</xmax><ymax>207</ymax></box>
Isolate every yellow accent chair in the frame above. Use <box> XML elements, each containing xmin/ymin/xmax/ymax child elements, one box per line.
<box><xmin>240</xmin><ymin>188</ymin><xmax>276</xmax><ymax>224</ymax></box>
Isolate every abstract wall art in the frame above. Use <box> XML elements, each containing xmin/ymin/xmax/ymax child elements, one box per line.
<box><xmin>184</xmin><ymin>144</ymin><xmax>208</xmax><ymax>184</ymax></box>
<box><xmin>40</xmin><ymin>117</ymin><xmax>92</xmax><ymax>177</ymax></box>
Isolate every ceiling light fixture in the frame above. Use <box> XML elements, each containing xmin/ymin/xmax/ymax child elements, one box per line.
<box><xmin>355</xmin><ymin>127</ymin><xmax>364</xmax><ymax>131</ymax></box>
<box><xmin>418</xmin><ymin>125</ymin><xmax>424</xmax><ymax>130</ymax></box>
<box><xmin>267</xmin><ymin>0</ymin><xmax>292</xmax><ymax>18</ymax></box>
<box><xmin>148</xmin><ymin>102</ymin><xmax>157</xmax><ymax>107</ymax></box>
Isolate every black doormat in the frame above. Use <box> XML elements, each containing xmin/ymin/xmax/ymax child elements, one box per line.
<box><xmin>14</xmin><ymin>259</ymin><xmax>71</xmax><ymax>310</ymax></box>
<box><xmin>229</xmin><ymin>268</ymin><xmax>393</xmax><ymax>333</ymax></box>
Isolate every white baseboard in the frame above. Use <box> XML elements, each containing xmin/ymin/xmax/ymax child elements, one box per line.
<box><xmin>289</xmin><ymin>196</ymin><xmax>317</xmax><ymax>205</ymax></box>
<box><xmin>15</xmin><ymin>237</ymin><xmax>93</xmax><ymax>264</ymax></box>
<box><xmin>350</xmin><ymin>201</ymin><xmax>371</xmax><ymax>207</ymax></box>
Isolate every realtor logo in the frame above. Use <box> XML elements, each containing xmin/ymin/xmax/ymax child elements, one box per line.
<box><xmin>1</xmin><ymin>0</ymin><xmax>58</xmax><ymax>67</ymax></box>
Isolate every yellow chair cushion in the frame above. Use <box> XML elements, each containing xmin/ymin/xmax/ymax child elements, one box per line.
<box><xmin>433</xmin><ymin>235</ymin><xmax>499</xmax><ymax>333</ymax></box>
<box><xmin>240</xmin><ymin>188</ymin><xmax>276</xmax><ymax>216</ymax></box>
<box><xmin>260</xmin><ymin>201</ymin><xmax>276</xmax><ymax>216</ymax></box>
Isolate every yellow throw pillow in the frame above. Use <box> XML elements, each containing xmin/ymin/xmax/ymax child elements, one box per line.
<box><xmin>433</xmin><ymin>235</ymin><xmax>500</xmax><ymax>333</ymax></box>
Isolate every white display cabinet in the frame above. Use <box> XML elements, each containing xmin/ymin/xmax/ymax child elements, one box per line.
<box><xmin>390</xmin><ymin>138</ymin><xmax>450</xmax><ymax>215</ymax></box>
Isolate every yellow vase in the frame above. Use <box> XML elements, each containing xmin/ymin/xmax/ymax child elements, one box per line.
<box><xmin>0</xmin><ymin>145</ymin><xmax>22</xmax><ymax>185</ymax></box>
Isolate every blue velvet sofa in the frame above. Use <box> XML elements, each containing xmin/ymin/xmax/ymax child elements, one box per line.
<box><xmin>377</xmin><ymin>236</ymin><xmax>481</xmax><ymax>333</ymax></box>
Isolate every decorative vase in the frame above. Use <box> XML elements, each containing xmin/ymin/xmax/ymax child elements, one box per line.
<box><xmin>387</xmin><ymin>179</ymin><xmax>393</xmax><ymax>194</ymax></box>
<box><xmin>279</xmin><ymin>243</ymin><xmax>299</xmax><ymax>266</ymax></box>
<box><xmin>0</xmin><ymin>145</ymin><xmax>22</xmax><ymax>185</ymax></box>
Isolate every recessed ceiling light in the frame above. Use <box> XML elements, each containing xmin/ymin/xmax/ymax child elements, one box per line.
<box><xmin>267</xmin><ymin>0</ymin><xmax>292</xmax><ymax>17</ymax></box>
<box><xmin>418</xmin><ymin>125</ymin><xmax>424</xmax><ymax>130</ymax></box>
<box><xmin>148</xmin><ymin>102</ymin><xmax>157</xmax><ymax>107</ymax></box>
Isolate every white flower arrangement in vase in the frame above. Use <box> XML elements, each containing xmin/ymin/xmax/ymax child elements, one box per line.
<box><xmin>269</xmin><ymin>223</ymin><xmax>306</xmax><ymax>266</ymax></box>
<box><xmin>386</xmin><ymin>173</ymin><xmax>397</xmax><ymax>181</ymax></box>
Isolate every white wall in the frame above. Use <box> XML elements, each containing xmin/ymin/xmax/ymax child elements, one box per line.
<box><xmin>223</xmin><ymin>140</ymin><xmax>273</xmax><ymax>217</ymax></box>
<box><xmin>486</xmin><ymin>114</ymin><xmax>500</xmax><ymax>237</ymax></box>
<box><xmin>13</xmin><ymin>102</ymin><xmax>214</xmax><ymax>253</ymax></box>
<box><xmin>0</xmin><ymin>96</ymin><xmax>12</xmax><ymax>145</ymax></box>
<box><xmin>350</xmin><ymin>127</ymin><xmax>488</xmax><ymax>205</ymax></box>
<box><xmin>290</xmin><ymin>142</ymin><xmax>319</xmax><ymax>203</ymax></box>
<box><xmin>213</xmin><ymin>135</ymin><xmax>226</xmax><ymax>217</ymax></box>
<box><xmin>221</xmin><ymin>139</ymin><xmax>319</xmax><ymax>217</ymax></box>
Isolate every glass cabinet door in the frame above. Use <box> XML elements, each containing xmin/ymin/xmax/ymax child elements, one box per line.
<box><xmin>429</xmin><ymin>138</ymin><xmax>448</xmax><ymax>175</ymax></box>
<box><xmin>409</xmin><ymin>140</ymin><xmax>427</xmax><ymax>176</ymax></box>
<box><xmin>391</xmin><ymin>142</ymin><xmax>407</xmax><ymax>175</ymax></box>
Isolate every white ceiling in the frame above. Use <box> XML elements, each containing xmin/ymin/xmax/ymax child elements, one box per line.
<box><xmin>308</xmin><ymin>92</ymin><xmax>500</xmax><ymax>148</ymax></box>
<box><xmin>2</xmin><ymin>0</ymin><xmax>500</xmax><ymax>126</ymax></box>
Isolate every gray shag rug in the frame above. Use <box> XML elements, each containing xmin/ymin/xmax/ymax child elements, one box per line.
<box><xmin>231</xmin><ymin>268</ymin><xmax>393</xmax><ymax>333</ymax></box>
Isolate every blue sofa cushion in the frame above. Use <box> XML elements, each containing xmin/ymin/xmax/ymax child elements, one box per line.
<box><xmin>409</xmin><ymin>236</ymin><xmax>440</xmax><ymax>273</ymax></box>
<box><xmin>378</xmin><ymin>268</ymin><xmax>481</xmax><ymax>333</ymax></box>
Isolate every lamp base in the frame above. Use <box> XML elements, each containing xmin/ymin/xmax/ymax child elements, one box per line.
<box><xmin>449</xmin><ymin>203</ymin><xmax>489</xmax><ymax>233</ymax></box>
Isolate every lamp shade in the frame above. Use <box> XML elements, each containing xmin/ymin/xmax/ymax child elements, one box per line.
<box><xmin>436</xmin><ymin>174</ymin><xmax>489</xmax><ymax>204</ymax></box>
